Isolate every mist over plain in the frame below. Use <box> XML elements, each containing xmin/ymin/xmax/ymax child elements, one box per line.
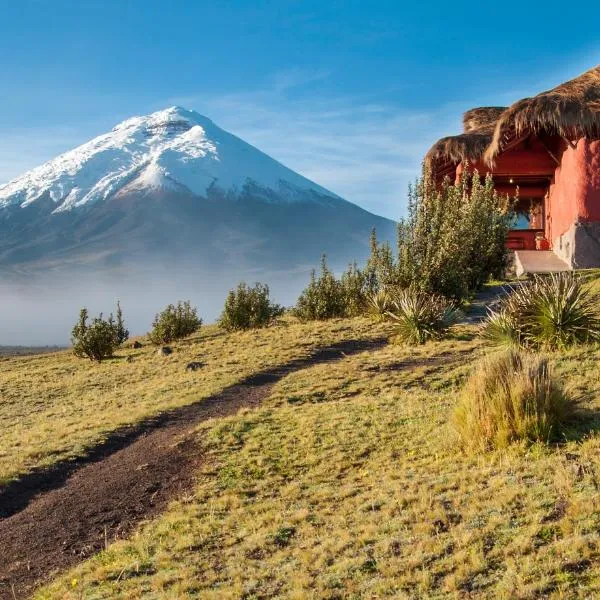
<box><xmin>0</xmin><ymin>264</ymin><xmax>314</xmax><ymax>346</ymax></box>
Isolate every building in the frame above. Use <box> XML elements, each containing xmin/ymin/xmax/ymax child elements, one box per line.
<box><xmin>425</xmin><ymin>66</ymin><xmax>600</xmax><ymax>273</ymax></box>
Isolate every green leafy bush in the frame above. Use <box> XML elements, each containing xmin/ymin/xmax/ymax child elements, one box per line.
<box><xmin>386</xmin><ymin>287</ymin><xmax>460</xmax><ymax>345</ymax></box>
<box><xmin>483</xmin><ymin>273</ymin><xmax>600</xmax><ymax>350</ymax></box>
<box><xmin>148</xmin><ymin>301</ymin><xmax>202</xmax><ymax>345</ymax></box>
<box><xmin>219</xmin><ymin>282</ymin><xmax>284</xmax><ymax>331</ymax></box>
<box><xmin>340</xmin><ymin>262</ymin><xmax>369</xmax><ymax>317</ymax></box>
<box><xmin>71</xmin><ymin>309</ymin><xmax>120</xmax><ymax>362</ymax></box>
<box><xmin>294</xmin><ymin>256</ymin><xmax>347</xmax><ymax>321</ymax></box>
<box><xmin>453</xmin><ymin>350</ymin><xmax>572</xmax><ymax>452</ymax></box>
<box><xmin>111</xmin><ymin>300</ymin><xmax>129</xmax><ymax>345</ymax></box>
<box><xmin>367</xmin><ymin>169</ymin><xmax>514</xmax><ymax>301</ymax></box>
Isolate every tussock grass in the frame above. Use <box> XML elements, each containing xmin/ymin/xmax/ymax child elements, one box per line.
<box><xmin>0</xmin><ymin>317</ymin><xmax>390</xmax><ymax>486</ymax></box>
<box><xmin>453</xmin><ymin>350</ymin><xmax>573</xmax><ymax>452</ymax></box>
<box><xmin>35</xmin><ymin>323</ymin><xmax>600</xmax><ymax>599</ymax></box>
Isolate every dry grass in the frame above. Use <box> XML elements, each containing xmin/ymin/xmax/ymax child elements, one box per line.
<box><xmin>0</xmin><ymin>317</ymin><xmax>390</xmax><ymax>486</ymax></box>
<box><xmin>453</xmin><ymin>350</ymin><xmax>572</xmax><ymax>452</ymax></box>
<box><xmin>34</xmin><ymin>320</ymin><xmax>600</xmax><ymax>599</ymax></box>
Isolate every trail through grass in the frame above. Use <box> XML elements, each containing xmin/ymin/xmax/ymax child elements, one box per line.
<box><xmin>0</xmin><ymin>318</ymin><xmax>389</xmax><ymax>486</ymax></box>
<box><xmin>37</xmin><ymin>326</ymin><xmax>600</xmax><ymax>598</ymax></box>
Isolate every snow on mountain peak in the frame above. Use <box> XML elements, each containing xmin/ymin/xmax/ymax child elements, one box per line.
<box><xmin>0</xmin><ymin>107</ymin><xmax>338</xmax><ymax>213</ymax></box>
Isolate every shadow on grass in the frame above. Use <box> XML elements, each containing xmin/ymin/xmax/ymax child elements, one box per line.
<box><xmin>562</xmin><ymin>392</ymin><xmax>600</xmax><ymax>442</ymax></box>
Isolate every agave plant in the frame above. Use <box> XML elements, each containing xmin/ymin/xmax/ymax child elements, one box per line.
<box><xmin>386</xmin><ymin>287</ymin><xmax>461</xmax><ymax>345</ymax></box>
<box><xmin>483</xmin><ymin>273</ymin><xmax>600</xmax><ymax>351</ymax></box>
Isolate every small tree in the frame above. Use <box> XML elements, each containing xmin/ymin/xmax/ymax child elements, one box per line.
<box><xmin>148</xmin><ymin>301</ymin><xmax>202</xmax><ymax>345</ymax></box>
<box><xmin>112</xmin><ymin>300</ymin><xmax>129</xmax><ymax>345</ymax></box>
<box><xmin>219</xmin><ymin>282</ymin><xmax>283</xmax><ymax>331</ymax></box>
<box><xmin>71</xmin><ymin>308</ymin><xmax>120</xmax><ymax>362</ymax></box>
<box><xmin>340</xmin><ymin>262</ymin><xmax>368</xmax><ymax>317</ymax></box>
<box><xmin>364</xmin><ymin>228</ymin><xmax>398</xmax><ymax>293</ymax></box>
<box><xmin>394</xmin><ymin>167</ymin><xmax>514</xmax><ymax>300</ymax></box>
<box><xmin>294</xmin><ymin>255</ymin><xmax>347</xmax><ymax>321</ymax></box>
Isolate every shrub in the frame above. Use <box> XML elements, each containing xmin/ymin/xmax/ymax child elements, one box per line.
<box><xmin>111</xmin><ymin>300</ymin><xmax>129</xmax><ymax>345</ymax></box>
<box><xmin>340</xmin><ymin>262</ymin><xmax>369</xmax><ymax>317</ymax></box>
<box><xmin>386</xmin><ymin>287</ymin><xmax>460</xmax><ymax>345</ymax></box>
<box><xmin>483</xmin><ymin>273</ymin><xmax>600</xmax><ymax>350</ymax></box>
<box><xmin>294</xmin><ymin>256</ymin><xmax>347</xmax><ymax>321</ymax></box>
<box><xmin>366</xmin><ymin>169</ymin><xmax>514</xmax><ymax>301</ymax></box>
<box><xmin>453</xmin><ymin>350</ymin><xmax>572</xmax><ymax>452</ymax></box>
<box><xmin>71</xmin><ymin>309</ymin><xmax>120</xmax><ymax>362</ymax></box>
<box><xmin>219</xmin><ymin>282</ymin><xmax>284</xmax><ymax>331</ymax></box>
<box><xmin>148</xmin><ymin>301</ymin><xmax>202</xmax><ymax>345</ymax></box>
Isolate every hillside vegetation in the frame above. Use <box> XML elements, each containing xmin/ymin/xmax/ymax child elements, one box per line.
<box><xmin>33</xmin><ymin>316</ymin><xmax>600</xmax><ymax>599</ymax></box>
<box><xmin>4</xmin><ymin>172</ymin><xmax>600</xmax><ymax>599</ymax></box>
<box><xmin>0</xmin><ymin>318</ymin><xmax>388</xmax><ymax>486</ymax></box>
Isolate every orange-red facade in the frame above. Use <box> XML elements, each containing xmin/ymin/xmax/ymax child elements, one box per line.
<box><xmin>447</xmin><ymin>137</ymin><xmax>600</xmax><ymax>266</ymax></box>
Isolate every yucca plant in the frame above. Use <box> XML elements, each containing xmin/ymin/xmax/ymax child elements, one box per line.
<box><xmin>528</xmin><ymin>272</ymin><xmax>600</xmax><ymax>349</ymax></box>
<box><xmin>386</xmin><ymin>287</ymin><xmax>461</xmax><ymax>345</ymax></box>
<box><xmin>367</xmin><ymin>289</ymin><xmax>392</xmax><ymax>321</ymax></box>
<box><xmin>453</xmin><ymin>350</ymin><xmax>572</xmax><ymax>452</ymax></box>
<box><xmin>483</xmin><ymin>273</ymin><xmax>600</xmax><ymax>351</ymax></box>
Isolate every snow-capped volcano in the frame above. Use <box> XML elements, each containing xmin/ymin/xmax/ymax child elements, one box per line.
<box><xmin>0</xmin><ymin>106</ymin><xmax>338</xmax><ymax>212</ymax></box>
<box><xmin>0</xmin><ymin>106</ymin><xmax>395</xmax><ymax>283</ymax></box>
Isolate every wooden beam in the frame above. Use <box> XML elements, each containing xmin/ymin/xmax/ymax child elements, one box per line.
<box><xmin>561</xmin><ymin>136</ymin><xmax>577</xmax><ymax>150</ymax></box>
<box><xmin>537</xmin><ymin>136</ymin><xmax>560</xmax><ymax>165</ymax></box>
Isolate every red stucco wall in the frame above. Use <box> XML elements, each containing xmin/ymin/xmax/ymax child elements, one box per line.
<box><xmin>547</xmin><ymin>139</ymin><xmax>600</xmax><ymax>242</ymax></box>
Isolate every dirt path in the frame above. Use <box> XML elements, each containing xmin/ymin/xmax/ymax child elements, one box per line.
<box><xmin>462</xmin><ymin>284</ymin><xmax>514</xmax><ymax>324</ymax></box>
<box><xmin>0</xmin><ymin>338</ymin><xmax>385</xmax><ymax>599</ymax></box>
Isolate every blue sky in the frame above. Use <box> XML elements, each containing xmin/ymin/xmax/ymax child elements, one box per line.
<box><xmin>1</xmin><ymin>1</ymin><xmax>599</xmax><ymax>220</ymax></box>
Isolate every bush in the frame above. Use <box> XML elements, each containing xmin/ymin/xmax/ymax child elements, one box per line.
<box><xmin>340</xmin><ymin>262</ymin><xmax>369</xmax><ymax>317</ymax></box>
<box><xmin>366</xmin><ymin>169</ymin><xmax>514</xmax><ymax>301</ymax></box>
<box><xmin>110</xmin><ymin>300</ymin><xmax>129</xmax><ymax>345</ymax></box>
<box><xmin>483</xmin><ymin>273</ymin><xmax>600</xmax><ymax>351</ymax></box>
<box><xmin>294</xmin><ymin>256</ymin><xmax>347</xmax><ymax>321</ymax></box>
<box><xmin>71</xmin><ymin>309</ymin><xmax>120</xmax><ymax>362</ymax></box>
<box><xmin>219</xmin><ymin>282</ymin><xmax>283</xmax><ymax>331</ymax></box>
<box><xmin>386</xmin><ymin>287</ymin><xmax>460</xmax><ymax>345</ymax></box>
<box><xmin>149</xmin><ymin>301</ymin><xmax>202</xmax><ymax>345</ymax></box>
<box><xmin>453</xmin><ymin>350</ymin><xmax>572</xmax><ymax>452</ymax></box>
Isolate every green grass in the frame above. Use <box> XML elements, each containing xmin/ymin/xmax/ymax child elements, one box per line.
<box><xmin>34</xmin><ymin>320</ymin><xmax>600</xmax><ymax>599</ymax></box>
<box><xmin>0</xmin><ymin>317</ymin><xmax>390</xmax><ymax>486</ymax></box>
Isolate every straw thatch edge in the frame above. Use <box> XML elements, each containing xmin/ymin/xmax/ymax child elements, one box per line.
<box><xmin>485</xmin><ymin>66</ymin><xmax>600</xmax><ymax>164</ymax></box>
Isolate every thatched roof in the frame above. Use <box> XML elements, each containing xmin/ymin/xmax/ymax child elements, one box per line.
<box><xmin>485</xmin><ymin>65</ymin><xmax>600</xmax><ymax>164</ymax></box>
<box><xmin>462</xmin><ymin>107</ymin><xmax>506</xmax><ymax>133</ymax></box>
<box><xmin>425</xmin><ymin>106</ymin><xmax>506</xmax><ymax>167</ymax></box>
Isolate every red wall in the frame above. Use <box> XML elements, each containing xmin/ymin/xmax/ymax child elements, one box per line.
<box><xmin>547</xmin><ymin>139</ymin><xmax>600</xmax><ymax>242</ymax></box>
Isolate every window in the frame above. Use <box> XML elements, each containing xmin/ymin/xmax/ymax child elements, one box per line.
<box><xmin>512</xmin><ymin>198</ymin><xmax>543</xmax><ymax>230</ymax></box>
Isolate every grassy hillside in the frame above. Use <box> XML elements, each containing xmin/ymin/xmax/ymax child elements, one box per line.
<box><xmin>30</xmin><ymin>317</ymin><xmax>600</xmax><ymax>599</ymax></box>
<box><xmin>0</xmin><ymin>318</ymin><xmax>389</xmax><ymax>486</ymax></box>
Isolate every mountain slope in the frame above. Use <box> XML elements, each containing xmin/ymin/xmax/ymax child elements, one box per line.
<box><xmin>0</xmin><ymin>106</ymin><xmax>395</xmax><ymax>275</ymax></box>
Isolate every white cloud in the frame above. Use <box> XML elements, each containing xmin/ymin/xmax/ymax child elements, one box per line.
<box><xmin>170</xmin><ymin>74</ymin><xmax>460</xmax><ymax>219</ymax></box>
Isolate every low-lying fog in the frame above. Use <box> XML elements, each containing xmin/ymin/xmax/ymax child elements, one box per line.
<box><xmin>0</xmin><ymin>265</ymin><xmax>314</xmax><ymax>346</ymax></box>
